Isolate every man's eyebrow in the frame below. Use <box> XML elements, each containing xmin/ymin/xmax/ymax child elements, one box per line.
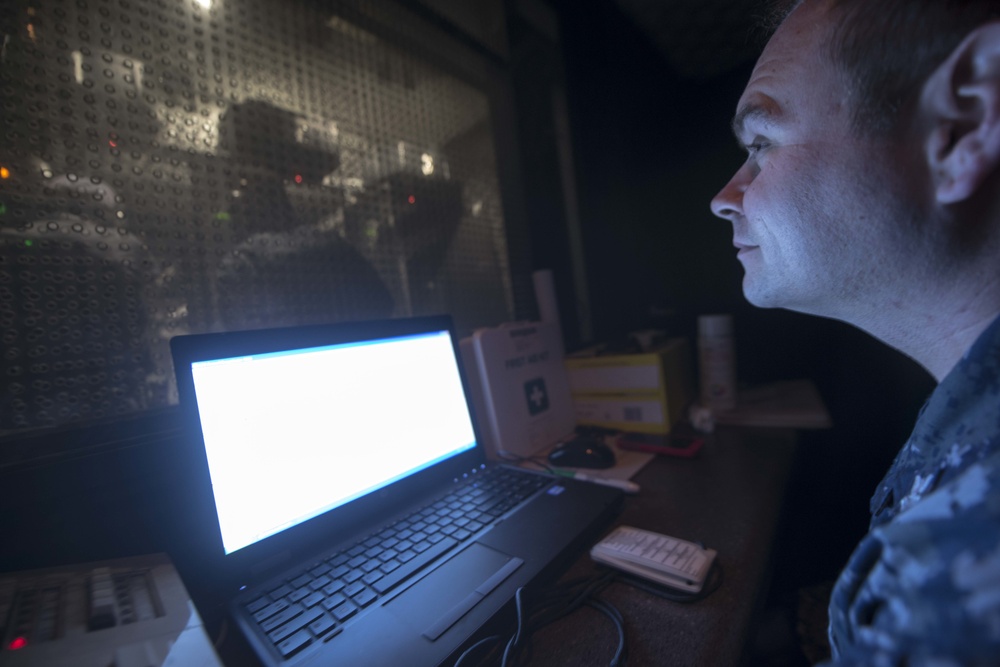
<box><xmin>730</xmin><ymin>102</ymin><xmax>778</xmax><ymax>140</ymax></box>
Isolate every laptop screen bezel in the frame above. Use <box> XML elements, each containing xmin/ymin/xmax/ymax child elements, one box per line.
<box><xmin>170</xmin><ymin>315</ymin><xmax>488</xmax><ymax>591</ymax></box>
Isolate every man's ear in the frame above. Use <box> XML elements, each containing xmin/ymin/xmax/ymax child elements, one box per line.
<box><xmin>922</xmin><ymin>22</ymin><xmax>1000</xmax><ymax>204</ymax></box>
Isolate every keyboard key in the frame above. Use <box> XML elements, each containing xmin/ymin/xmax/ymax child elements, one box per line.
<box><xmin>246</xmin><ymin>597</ymin><xmax>270</xmax><ymax>614</ymax></box>
<box><xmin>322</xmin><ymin>579</ymin><xmax>346</xmax><ymax>596</ymax></box>
<box><xmin>310</xmin><ymin>575</ymin><xmax>332</xmax><ymax>591</ymax></box>
<box><xmin>288</xmin><ymin>587</ymin><xmax>310</xmax><ymax>603</ymax></box>
<box><xmin>269</xmin><ymin>584</ymin><xmax>294</xmax><ymax>599</ymax></box>
<box><xmin>322</xmin><ymin>593</ymin><xmax>347</xmax><ymax>611</ymax></box>
<box><xmin>332</xmin><ymin>601</ymin><xmax>359</xmax><ymax>622</ymax></box>
<box><xmin>276</xmin><ymin>629</ymin><xmax>312</xmax><ymax>658</ymax></box>
<box><xmin>329</xmin><ymin>554</ymin><xmax>349</xmax><ymax>568</ymax></box>
<box><xmin>329</xmin><ymin>564</ymin><xmax>350</xmax><ymax>579</ymax></box>
<box><xmin>290</xmin><ymin>574</ymin><xmax>313</xmax><ymax>589</ymax></box>
<box><xmin>353</xmin><ymin>588</ymin><xmax>377</xmax><ymax>607</ymax></box>
<box><xmin>253</xmin><ymin>599</ymin><xmax>290</xmax><ymax>624</ymax></box>
<box><xmin>344</xmin><ymin>569</ymin><xmax>364</xmax><ymax>584</ymax></box>
<box><xmin>343</xmin><ymin>581</ymin><xmax>365</xmax><ymax>598</ymax></box>
<box><xmin>453</xmin><ymin>529</ymin><xmax>472</xmax><ymax>541</ymax></box>
<box><xmin>308</xmin><ymin>614</ymin><xmax>337</xmax><ymax>638</ymax></box>
<box><xmin>380</xmin><ymin>560</ymin><xmax>401</xmax><ymax>574</ymax></box>
<box><xmin>302</xmin><ymin>591</ymin><xmax>325</xmax><ymax>609</ymax></box>
<box><xmin>310</xmin><ymin>563</ymin><xmax>332</xmax><ymax>578</ymax></box>
<box><xmin>362</xmin><ymin>571</ymin><xmax>384</xmax><ymax>586</ymax></box>
<box><xmin>261</xmin><ymin>603</ymin><xmax>304</xmax><ymax>633</ymax></box>
<box><xmin>268</xmin><ymin>608</ymin><xmax>323</xmax><ymax>644</ymax></box>
<box><xmin>371</xmin><ymin>537</ymin><xmax>458</xmax><ymax>595</ymax></box>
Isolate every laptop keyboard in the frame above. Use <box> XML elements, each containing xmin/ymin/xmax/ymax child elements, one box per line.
<box><xmin>244</xmin><ymin>466</ymin><xmax>550</xmax><ymax>659</ymax></box>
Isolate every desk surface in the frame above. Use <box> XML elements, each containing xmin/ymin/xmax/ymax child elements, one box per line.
<box><xmin>520</xmin><ymin>426</ymin><xmax>798</xmax><ymax>667</ymax></box>
<box><xmin>204</xmin><ymin>425</ymin><xmax>797</xmax><ymax>667</ymax></box>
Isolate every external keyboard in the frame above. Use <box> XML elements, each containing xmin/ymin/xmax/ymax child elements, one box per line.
<box><xmin>244</xmin><ymin>466</ymin><xmax>550</xmax><ymax>659</ymax></box>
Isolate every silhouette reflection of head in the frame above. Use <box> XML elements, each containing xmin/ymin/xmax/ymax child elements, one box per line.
<box><xmin>215</xmin><ymin>100</ymin><xmax>393</xmax><ymax>328</ymax></box>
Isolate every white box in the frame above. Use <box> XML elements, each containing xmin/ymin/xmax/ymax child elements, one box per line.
<box><xmin>460</xmin><ymin>321</ymin><xmax>575</xmax><ymax>459</ymax></box>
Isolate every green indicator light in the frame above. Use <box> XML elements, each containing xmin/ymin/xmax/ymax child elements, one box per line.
<box><xmin>0</xmin><ymin>203</ymin><xmax>6</xmax><ymax>215</ymax></box>
<box><xmin>214</xmin><ymin>212</ymin><xmax>231</xmax><ymax>221</ymax></box>
<box><xmin>24</xmin><ymin>239</ymin><xmax>33</xmax><ymax>247</ymax></box>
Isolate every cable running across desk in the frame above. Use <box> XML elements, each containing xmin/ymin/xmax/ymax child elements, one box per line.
<box><xmin>453</xmin><ymin>560</ymin><xmax>725</xmax><ymax>667</ymax></box>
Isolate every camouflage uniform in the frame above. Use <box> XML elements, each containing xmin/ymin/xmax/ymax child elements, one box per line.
<box><xmin>824</xmin><ymin>316</ymin><xmax>1000</xmax><ymax>666</ymax></box>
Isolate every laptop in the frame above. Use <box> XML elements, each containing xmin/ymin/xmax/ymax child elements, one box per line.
<box><xmin>169</xmin><ymin>315</ymin><xmax>623</xmax><ymax>666</ymax></box>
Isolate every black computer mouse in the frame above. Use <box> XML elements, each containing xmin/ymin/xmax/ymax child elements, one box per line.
<box><xmin>548</xmin><ymin>438</ymin><xmax>616</xmax><ymax>469</ymax></box>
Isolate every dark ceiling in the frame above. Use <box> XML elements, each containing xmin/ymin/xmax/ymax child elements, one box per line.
<box><xmin>612</xmin><ymin>0</ymin><xmax>774</xmax><ymax>79</ymax></box>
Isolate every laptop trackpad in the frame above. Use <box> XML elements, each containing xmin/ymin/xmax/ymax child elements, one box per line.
<box><xmin>385</xmin><ymin>543</ymin><xmax>522</xmax><ymax>641</ymax></box>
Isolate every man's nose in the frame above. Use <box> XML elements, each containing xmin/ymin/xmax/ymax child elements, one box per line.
<box><xmin>710</xmin><ymin>170</ymin><xmax>747</xmax><ymax>221</ymax></box>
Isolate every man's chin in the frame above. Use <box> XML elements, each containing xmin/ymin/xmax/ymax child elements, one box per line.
<box><xmin>741</xmin><ymin>278</ymin><xmax>784</xmax><ymax>309</ymax></box>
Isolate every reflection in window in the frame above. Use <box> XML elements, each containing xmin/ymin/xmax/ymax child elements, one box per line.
<box><xmin>0</xmin><ymin>0</ymin><xmax>515</xmax><ymax>435</ymax></box>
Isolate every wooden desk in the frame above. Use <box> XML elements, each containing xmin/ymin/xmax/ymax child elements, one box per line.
<box><xmin>519</xmin><ymin>426</ymin><xmax>798</xmax><ymax>666</ymax></box>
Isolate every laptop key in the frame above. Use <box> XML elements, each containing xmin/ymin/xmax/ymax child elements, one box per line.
<box><xmin>246</xmin><ymin>597</ymin><xmax>270</xmax><ymax>614</ymax></box>
<box><xmin>353</xmin><ymin>588</ymin><xmax>377</xmax><ymax>607</ymax></box>
<box><xmin>288</xmin><ymin>587</ymin><xmax>310</xmax><ymax>603</ymax></box>
<box><xmin>371</xmin><ymin>536</ymin><xmax>458</xmax><ymax>595</ymax></box>
<box><xmin>310</xmin><ymin>575</ymin><xmax>332</xmax><ymax>591</ymax></box>
<box><xmin>269</xmin><ymin>584</ymin><xmax>294</xmax><ymax>599</ymax></box>
<box><xmin>253</xmin><ymin>599</ymin><xmax>290</xmax><ymax>624</ymax></box>
<box><xmin>332</xmin><ymin>600</ymin><xmax>359</xmax><ymax>622</ymax></box>
<box><xmin>268</xmin><ymin>607</ymin><xmax>324</xmax><ymax>644</ymax></box>
<box><xmin>343</xmin><ymin>581</ymin><xmax>366</xmax><ymax>597</ymax></box>
<box><xmin>276</xmin><ymin>629</ymin><xmax>312</xmax><ymax>659</ymax></box>
<box><xmin>322</xmin><ymin>579</ymin><xmax>346</xmax><ymax>596</ymax></box>
<box><xmin>310</xmin><ymin>563</ymin><xmax>331</xmax><ymax>578</ymax></box>
<box><xmin>322</xmin><ymin>593</ymin><xmax>347</xmax><ymax>611</ymax></box>
<box><xmin>302</xmin><ymin>591</ymin><xmax>325</xmax><ymax>609</ymax></box>
<box><xmin>309</xmin><ymin>614</ymin><xmax>337</xmax><ymax>638</ymax></box>
<box><xmin>290</xmin><ymin>574</ymin><xmax>313</xmax><ymax>589</ymax></box>
<box><xmin>261</xmin><ymin>603</ymin><xmax>304</xmax><ymax>633</ymax></box>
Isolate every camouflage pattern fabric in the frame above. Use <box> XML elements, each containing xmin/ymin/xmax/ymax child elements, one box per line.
<box><xmin>823</xmin><ymin>315</ymin><xmax>1000</xmax><ymax>666</ymax></box>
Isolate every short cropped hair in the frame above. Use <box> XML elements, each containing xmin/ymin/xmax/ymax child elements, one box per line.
<box><xmin>769</xmin><ymin>0</ymin><xmax>1000</xmax><ymax>135</ymax></box>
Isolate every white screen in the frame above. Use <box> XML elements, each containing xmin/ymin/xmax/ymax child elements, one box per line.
<box><xmin>189</xmin><ymin>330</ymin><xmax>477</xmax><ymax>555</ymax></box>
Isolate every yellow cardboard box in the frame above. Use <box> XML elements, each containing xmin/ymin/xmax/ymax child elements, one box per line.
<box><xmin>564</xmin><ymin>338</ymin><xmax>694</xmax><ymax>434</ymax></box>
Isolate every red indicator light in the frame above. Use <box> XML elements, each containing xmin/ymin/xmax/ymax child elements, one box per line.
<box><xmin>294</xmin><ymin>174</ymin><xmax>303</xmax><ymax>184</ymax></box>
<box><xmin>109</xmin><ymin>140</ymin><xmax>117</xmax><ymax>148</ymax></box>
<box><xmin>9</xmin><ymin>636</ymin><xmax>28</xmax><ymax>650</ymax></box>
<box><xmin>407</xmin><ymin>195</ymin><xmax>415</xmax><ymax>204</ymax></box>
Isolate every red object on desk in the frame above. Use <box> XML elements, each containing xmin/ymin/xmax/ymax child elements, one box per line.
<box><xmin>615</xmin><ymin>431</ymin><xmax>704</xmax><ymax>458</ymax></box>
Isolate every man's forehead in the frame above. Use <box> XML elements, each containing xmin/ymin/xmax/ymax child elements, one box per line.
<box><xmin>729</xmin><ymin>2</ymin><xmax>836</xmax><ymax>138</ymax></box>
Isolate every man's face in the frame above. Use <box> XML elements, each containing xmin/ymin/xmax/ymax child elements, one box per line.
<box><xmin>710</xmin><ymin>1</ymin><xmax>913</xmax><ymax>319</ymax></box>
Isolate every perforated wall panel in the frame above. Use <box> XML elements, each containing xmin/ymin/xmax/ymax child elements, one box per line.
<box><xmin>0</xmin><ymin>0</ymin><xmax>516</xmax><ymax>435</ymax></box>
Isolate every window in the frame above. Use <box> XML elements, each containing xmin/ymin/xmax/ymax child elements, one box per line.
<box><xmin>0</xmin><ymin>0</ymin><xmax>521</xmax><ymax>436</ymax></box>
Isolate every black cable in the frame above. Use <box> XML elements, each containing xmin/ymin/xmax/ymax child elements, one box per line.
<box><xmin>454</xmin><ymin>635</ymin><xmax>504</xmax><ymax>667</ymax></box>
<box><xmin>456</xmin><ymin>558</ymin><xmax>725</xmax><ymax>667</ymax></box>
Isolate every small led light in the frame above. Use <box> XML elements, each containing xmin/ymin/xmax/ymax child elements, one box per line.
<box><xmin>9</xmin><ymin>636</ymin><xmax>28</xmax><ymax>650</ymax></box>
<box><xmin>0</xmin><ymin>167</ymin><xmax>10</xmax><ymax>179</ymax></box>
<box><xmin>407</xmin><ymin>195</ymin><xmax>416</xmax><ymax>204</ymax></box>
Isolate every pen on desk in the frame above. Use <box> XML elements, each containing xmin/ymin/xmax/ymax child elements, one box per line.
<box><xmin>554</xmin><ymin>470</ymin><xmax>640</xmax><ymax>494</ymax></box>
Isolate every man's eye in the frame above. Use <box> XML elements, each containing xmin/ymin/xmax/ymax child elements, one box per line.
<box><xmin>746</xmin><ymin>142</ymin><xmax>768</xmax><ymax>156</ymax></box>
